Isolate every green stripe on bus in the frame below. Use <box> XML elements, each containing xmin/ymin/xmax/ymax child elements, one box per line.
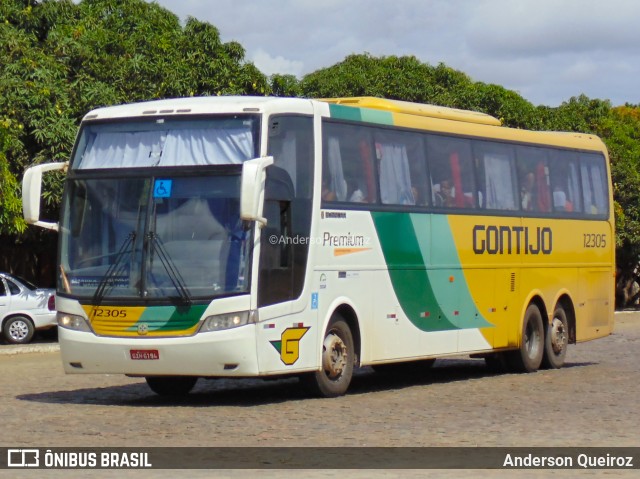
<box><xmin>133</xmin><ymin>304</ymin><xmax>208</xmax><ymax>332</ymax></box>
<box><xmin>372</xmin><ymin>211</ymin><xmax>491</xmax><ymax>332</ymax></box>
<box><xmin>329</xmin><ymin>104</ymin><xmax>394</xmax><ymax>125</ymax></box>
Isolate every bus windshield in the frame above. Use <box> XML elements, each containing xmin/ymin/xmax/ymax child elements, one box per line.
<box><xmin>58</xmin><ymin>115</ymin><xmax>260</xmax><ymax>302</ymax></box>
<box><xmin>60</xmin><ymin>174</ymin><xmax>250</xmax><ymax>302</ymax></box>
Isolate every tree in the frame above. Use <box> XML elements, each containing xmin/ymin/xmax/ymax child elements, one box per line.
<box><xmin>0</xmin><ymin>0</ymin><xmax>270</xmax><ymax>283</ymax></box>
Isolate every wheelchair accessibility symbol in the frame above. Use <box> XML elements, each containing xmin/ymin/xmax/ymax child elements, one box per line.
<box><xmin>153</xmin><ymin>179</ymin><xmax>172</xmax><ymax>198</ymax></box>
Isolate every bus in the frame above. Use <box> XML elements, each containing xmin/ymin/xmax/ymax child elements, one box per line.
<box><xmin>22</xmin><ymin>96</ymin><xmax>614</xmax><ymax>397</ymax></box>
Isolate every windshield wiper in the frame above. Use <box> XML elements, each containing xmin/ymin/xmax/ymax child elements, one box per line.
<box><xmin>92</xmin><ymin>231</ymin><xmax>136</xmax><ymax>306</ymax></box>
<box><xmin>146</xmin><ymin>232</ymin><xmax>192</xmax><ymax>305</ymax></box>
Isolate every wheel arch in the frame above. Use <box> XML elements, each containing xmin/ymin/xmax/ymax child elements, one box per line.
<box><xmin>2</xmin><ymin>313</ymin><xmax>36</xmax><ymax>328</ymax></box>
<box><xmin>524</xmin><ymin>294</ymin><xmax>548</xmax><ymax>330</ymax></box>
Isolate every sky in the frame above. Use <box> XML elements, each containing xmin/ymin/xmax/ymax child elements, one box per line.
<box><xmin>149</xmin><ymin>0</ymin><xmax>640</xmax><ymax>107</ymax></box>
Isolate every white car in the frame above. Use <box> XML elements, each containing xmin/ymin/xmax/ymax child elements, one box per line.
<box><xmin>0</xmin><ymin>272</ymin><xmax>56</xmax><ymax>344</ymax></box>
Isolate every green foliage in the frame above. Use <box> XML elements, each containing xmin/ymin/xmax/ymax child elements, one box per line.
<box><xmin>270</xmin><ymin>74</ymin><xmax>302</xmax><ymax>98</ymax></box>
<box><xmin>0</xmin><ymin>124</ymin><xmax>26</xmax><ymax>234</ymax></box>
<box><xmin>0</xmin><ymin>0</ymin><xmax>269</xmax><ymax>236</ymax></box>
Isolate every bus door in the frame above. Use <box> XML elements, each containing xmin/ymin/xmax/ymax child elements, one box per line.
<box><xmin>255</xmin><ymin>115</ymin><xmax>318</xmax><ymax>373</ymax></box>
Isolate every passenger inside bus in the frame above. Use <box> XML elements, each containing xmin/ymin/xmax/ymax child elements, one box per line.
<box><xmin>347</xmin><ymin>178</ymin><xmax>366</xmax><ymax>203</ymax></box>
<box><xmin>434</xmin><ymin>179</ymin><xmax>455</xmax><ymax>207</ymax></box>
<box><xmin>520</xmin><ymin>172</ymin><xmax>535</xmax><ymax>211</ymax></box>
<box><xmin>553</xmin><ymin>185</ymin><xmax>572</xmax><ymax>211</ymax></box>
<box><xmin>321</xmin><ymin>178</ymin><xmax>336</xmax><ymax>202</ymax></box>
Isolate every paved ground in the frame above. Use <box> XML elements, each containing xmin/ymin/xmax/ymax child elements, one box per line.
<box><xmin>1</xmin><ymin>312</ymin><xmax>638</xmax><ymax>478</ymax></box>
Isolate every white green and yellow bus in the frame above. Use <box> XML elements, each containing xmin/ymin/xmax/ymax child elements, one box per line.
<box><xmin>22</xmin><ymin>96</ymin><xmax>614</xmax><ymax>397</ymax></box>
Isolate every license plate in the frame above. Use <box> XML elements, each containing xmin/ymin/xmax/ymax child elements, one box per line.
<box><xmin>130</xmin><ymin>349</ymin><xmax>159</xmax><ymax>360</ymax></box>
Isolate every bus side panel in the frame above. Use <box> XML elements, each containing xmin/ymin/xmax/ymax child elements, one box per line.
<box><xmin>577</xmin><ymin>268</ymin><xmax>614</xmax><ymax>341</ymax></box>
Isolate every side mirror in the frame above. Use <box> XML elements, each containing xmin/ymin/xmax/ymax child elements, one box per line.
<box><xmin>240</xmin><ymin>156</ymin><xmax>274</xmax><ymax>227</ymax></box>
<box><xmin>22</xmin><ymin>162</ymin><xmax>68</xmax><ymax>231</ymax></box>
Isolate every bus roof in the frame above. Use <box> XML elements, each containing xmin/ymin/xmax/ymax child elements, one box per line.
<box><xmin>81</xmin><ymin>96</ymin><xmax>315</xmax><ymax>121</ymax></box>
<box><xmin>81</xmin><ymin>96</ymin><xmax>607</xmax><ymax>154</ymax></box>
<box><xmin>321</xmin><ymin>97</ymin><xmax>502</xmax><ymax>126</ymax></box>
<box><xmin>320</xmin><ymin>97</ymin><xmax>607</xmax><ymax>153</ymax></box>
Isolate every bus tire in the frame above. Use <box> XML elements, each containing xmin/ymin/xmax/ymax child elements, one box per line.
<box><xmin>301</xmin><ymin>316</ymin><xmax>354</xmax><ymax>398</ymax></box>
<box><xmin>505</xmin><ymin>304</ymin><xmax>544</xmax><ymax>373</ymax></box>
<box><xmin>145</xmin><ymin>376</ymin><xmax>198</xmax><ymax>396</ymax></box>
<box><xmin>541</xmin><ymin>305</ymin><xmax>569</xmax><ymax>369</ymax></box>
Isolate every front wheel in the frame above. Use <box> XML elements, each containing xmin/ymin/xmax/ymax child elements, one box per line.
<box><xmin>542</xmin><ymin>305</ymin><xmax>569</xmax><ymax>369</ymax></box>
<box><xmin>145</xmin><ymin>376</ymin><xmax>198</xmax><ymax>396</ymax></box>
<box><xmin>505</xmin><ymin>304</ymin><xmax>544</xmax><ymax>373</ymax></box>
<box><xmin>301</xmin><ymin>316</ymin><xmax>355</xmax><ymax>398</ymax></box>
<box><xmin>3</xmin><ymin>316</ymin><xmax>35</xmax><ymax>344</ymax></box>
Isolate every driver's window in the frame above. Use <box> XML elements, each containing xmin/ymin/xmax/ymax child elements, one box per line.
<box><xmin>259</xmin><ymin>115</ymin><xmax>314</xmax><ymax>307</ymax></box>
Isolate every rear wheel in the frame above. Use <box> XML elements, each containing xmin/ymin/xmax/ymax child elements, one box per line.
<box><xmin>542</xmin><ymin>305</ymin><xmax>569</xmax><ymax>369</ymax></box>
<box><xmin>145</xmin><ymin>376</ymin><xmax>198</xmax><ymax>396</ymax></box>
<box><xmin>3</xmin><ymin>316</ymin><xmax>35</xmax><ymax>344</ymax></box>
<box><xmin>505</xmin><ymin>304</ymin><xmax>544</xmax><ymax>373</ymax></box>
<box><xmin>301</xmin><ymin>316</ymin><xmax>354</xmax><ymax>398</ymax></box>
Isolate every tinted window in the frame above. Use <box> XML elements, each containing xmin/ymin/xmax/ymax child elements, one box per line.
<box><xmin>260</xmin><ymin>115</ymin><xmax>314</xmax><ymax>306</ymax></box>
<box><xmin>323</xmin><ymin>122</ymin><xmax>376</xmax><ymax>203</ymax></box>
<box><xmin>374</xmin><ymin>130</ymin><xmax>428</xmax><ymax>206</ymax></box>
<box><xmin>580</xmin><ymin>153</ymin><xmax>608</xmax><ymax>215</ymax></box>
<box><xmin>475</xmin><ymin>141</ymin><xmax>518</xmax><ymax>211</ymax></box>
<box><xmin>548</xmin><ymin>150</ymin><xmax>582</xmax><ymax>213</ymax></box>
<box><xmin>320</xmin><ymin>118</ymin><xmax>609</xmax><ymax>219</ymax></box>
<box><xmin>515</xmin><ymin>146</ymin><xmax>551</xmax><ymax>213</ymax></box>
<box><xmin>7</xmin><ymin>279</ymin><xmax>20</xmax><ymax>295</ymax></box>
<box><xmin>427</xmin><ymin>135</ymin><xmax>477</xmax><ymax>208</ymax></box>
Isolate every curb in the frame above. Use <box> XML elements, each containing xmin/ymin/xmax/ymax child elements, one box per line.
<box><xmin>0</xmin><ymin>343</ymin><xmax>60</xmax><ymax>356</ymax></box>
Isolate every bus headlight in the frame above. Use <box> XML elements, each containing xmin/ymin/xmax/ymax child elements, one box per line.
<box><xmin>200</xmin><ymin>311</ymin><xmax>255</xmax><ymax>332</ymax></box>
<box><xmin>57</xmin><ymin>312</ymin><xmax>92</xmax><ymax>332</ymax></box>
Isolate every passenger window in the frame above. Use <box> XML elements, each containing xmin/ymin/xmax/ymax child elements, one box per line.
<box><xmin>548</xmin><ymin>151</ymin><xmax>582</xmax><ymax>213</ymax></box>
<box><xmin>322</xmin><ymin>122</ymin><xmax>376</xmax><ymax>204</ymax></box>
<box><xmin>580</xmin><ymin>153</ymin><xmax>608</xmax><ymax>215</ymax></box>
<box><xmin>374</xmin><ymin>130</ymin><xmax>428</xmax><ymax>206</ymax></box>
<box><xmin>475</xmin><ymin>141</ymin><xmax>517</xmax><ymax>211</ymax></box>
<box><xmin>427</xmin><ymin>136</ymin><xmax>476</xmax><ymax>208</ymax></box>
<box><xmin>0</xmin><ymin>281</ymin><xmax>6</xmax><ymax>297</ymax></box>
<box><xmin>515</xmin><ymin>146</ymin><xmax>551</xmax><ymax>213</ymax></box>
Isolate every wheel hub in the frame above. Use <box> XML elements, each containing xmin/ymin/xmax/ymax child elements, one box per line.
<box><xmin>322</xmin><ymin>332</ymin><xmax>348</xmax><ymax>379</ymax></box>
<box><xmin>9</xmin><ymin>321</ymin><xmax>29</xmax><ymax>341</ymax></box>
<box><xmin>550</xmin><ymin>317</ymin><xmax>566</xmax><ymax>354</ymax></box>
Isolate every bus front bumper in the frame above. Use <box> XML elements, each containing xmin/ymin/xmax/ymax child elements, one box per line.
<box><xmin>58</xmin><ymin>326</ymin><xmax>259</xmax><ymax>377</ymax></box>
